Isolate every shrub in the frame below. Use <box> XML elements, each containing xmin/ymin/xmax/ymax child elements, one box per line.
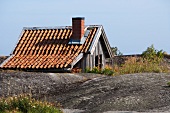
<box><xmin>167</xmin><ymin>81</ymin><xmax>170</xmax><ymax>87</ymax></box>
<box><xmin>85</xmin><ymin>67</ymin><xmax>91</xmax><ymax>73</ymax></box>
<box><xmin>111</xmin><ymin>45</ymin><xmax>169</xmax><ymax>75</ymax></box>
<box><xmin>142</xmin><ymin>44</ymin><xmax>164</xmax><ymax>63</ymax></box>
<box><xmin>0</xmin><ymin>94</ymin><xmax>62</xmax><ymax>113</ymax></box>
<box><xmin>112</xmin><ymin>57</ymin><xmax>169</xmax><ymax>75</ymax></box>
<box><xmin>85</xmin><ymin>66</ymin><xmax>114</xmax><ymax>75</ymax></box>
<box><xmin>111</xmin><ymin>47</ymin><xmax>123</xmax><ymax>56</ymax></box>
<box><xmin>101</xmin><ymin>65</ymin><xmax>114</xmax><ymax>76</ymax></box>
<box><xmin>91</xmin><ymin>67</ymin><xmax>101</xmax><ymax>73</ymax></box>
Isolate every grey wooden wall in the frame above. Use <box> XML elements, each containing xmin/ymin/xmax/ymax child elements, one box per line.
<box><xmin>74</xmin><ymin>36</ymin><xmax>106</xmax><ymax>71</ymax></box>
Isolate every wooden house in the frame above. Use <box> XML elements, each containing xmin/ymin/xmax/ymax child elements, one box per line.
<box><xmin>0</xmin><ymin>17</ymin><xmax>113</xmax><ymax>72</ymax></box>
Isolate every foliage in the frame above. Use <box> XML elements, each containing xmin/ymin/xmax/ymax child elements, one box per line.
<box><xmin>167</xmin><ymin>81</ymin><xmax>170</xmax><ymax>87</ymax></box>
<box><xmin>142</xmin><ymin>44</ymin><xmax>164</xmax><ymax>62</ymax></box>
<box><xmin>85</xmin><ymin>66</ymin><xmax>114</xmax><ymax>76</ymax></box>
<box><xmin>112</xmin><ymin>45</ymin><xmax>169</xmax><ymax>75</ymax></box>
<box><xmin>86</xmin><ymin>45</ymin><xmax>169</xmax><ymax>76</ymax></box>
<box><xmin>113</xmin><ymin>57</ymin><xmax>169</xmax><ymax>75</ymax></box>
<box><xmin>111</xmin><ymin>47</ymin><xmax>123</xmax><ymax>56</ymax></box>
<box><xmin>84</xmin><ymin>67</ymin><xmax>91</xmax><ymax>73</ymax></box>
<box><xmin>85</xmin><ymin>67</ymin><xmax>102</xmax><ymax>73</ymax></box>
<box><xmin>91</xmin><ymin>67</ymin><xmax>101</xmax><ymax>73</ymax></box>
<box><xmin>101</xmin><ymin>65</ymin><xmax>114</xmax><ymax>76</ymax></box>
<box><xmin>0</xmin><ymin>94</ymin><xmax>62</xmax><ymax>113</ymax></box>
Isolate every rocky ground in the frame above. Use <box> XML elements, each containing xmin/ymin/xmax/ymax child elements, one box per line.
<box><xmin>1</xmin><ymin>71</ymin><xmax>170</xmax><ymax>113</ymax></box>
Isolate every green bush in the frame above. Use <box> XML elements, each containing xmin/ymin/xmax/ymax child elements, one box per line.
<box><xmin>0</xmin><ymin>94</ymin><xmax>62</xmax><ymax>113</ymax></box>
<box><xmin>112</xmin><ymin>45</ymin><xmax>169</xmax><ymax>75</ymax></box>
<box><xmin>85</xmin><ymin>66</ymin><xmax>114</xmax><ymax>75</ymax></box>
<box><xmin>102</xmin><ymin>68</ymin><xmax>114</xmax><ymax>76</ymax></box>
<box><xmin>91</xmin><ymin>67</ymin><xmax>101</xmax><ymax>73</ymax></box>
<box><xmin>111</xmin><ymin>47</ymin><xmax>123</xmax><ymax>56</ymax></box>
<box><xmin>167</xmin><ymin>82</ymin><xmax>170</xmax><ymax>87</ymax></box>
<box><xmin>85</xmin><ymin>67</ymin><xmax>91</xmax><ymax>73</ymax></box>
<box><xmin>142</xmin><ymin>44</ymin><xmax>164</xmax><ymax>62</ymax></box>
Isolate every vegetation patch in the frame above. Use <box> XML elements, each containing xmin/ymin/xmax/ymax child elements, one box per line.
<box><xmin>113</xmin><ymin>45</ymin><xmax>169</xmax><ymax>75</ymax></box>
<box><xmin>167</xmin><ymin>81</ymin><xmax>170</xmax><ymax>87</ymax></box>
<box><xmin>0</xmin><ymin>94</ymin><xmax>62</xmax><ymax>113</ymax></box>
<box><xmin>85</xmin><ymin>66</ymin><xmax>114</xmax><ymax>76</ymax></box>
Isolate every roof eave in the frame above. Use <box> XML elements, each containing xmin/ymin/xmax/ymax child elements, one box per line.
<box><xmin>87</xmin><ymin>25</ymin><xmax>113</xmax><ymax>58</ymax></box>
<box><xmin>101</xmin><ymin>28</ymin><xmax>113</xmax><ymax>58</ymax></box>
<box><xmin>10</xmin><ymin>28</ymin><xmax>26</xmax><ymax>55</ymax></box>
<box><xmin>0</xmin><ymin>55</ymin><xmax>14</xmax><ymax>68</ymax></box>
<box><xmin>71</xmin><ymin>53</ymin><xmax>84</xmax><ymax>68</ymax></box>
<box><xmin>88</xmin><ymin>25</ymin><xmax>102</xmax><ymax>54</ymax></box>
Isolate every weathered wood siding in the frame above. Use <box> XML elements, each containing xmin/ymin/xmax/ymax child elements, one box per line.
<box><xmin>74</xmin><ymin>36</ymin><xmax>106</xmax><ymax>71</ymax></box>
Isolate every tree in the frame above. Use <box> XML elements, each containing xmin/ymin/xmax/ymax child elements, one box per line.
<box><xmin>141</xmin><ymin>44</ymin><xmax>164</xmax><ymax>60</ymax></box>
<box><xmin>111</xmin><ymin>47</ymin><xmax>123</xmax><ymax>56</ymax></box>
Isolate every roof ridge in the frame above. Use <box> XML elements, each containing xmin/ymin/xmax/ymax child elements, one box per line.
<box><xmin>23</xmin><ymin>25</ymin><xmax>102</xmax><ymax>30</ymax></box>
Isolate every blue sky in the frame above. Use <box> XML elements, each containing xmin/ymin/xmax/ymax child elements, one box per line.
<box><xmin>0</xmin><ymin>0</ymin><xmax>170</xmax><ymax>55</ymax></box>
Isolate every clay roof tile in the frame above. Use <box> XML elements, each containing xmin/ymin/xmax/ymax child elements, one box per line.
<box><xmin>2</xmin><ymin>27</ymin><xmax>98</xmax><ymax>69</ymax></box>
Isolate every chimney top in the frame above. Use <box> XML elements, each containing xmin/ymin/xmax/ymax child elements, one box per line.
<box><xmin>72</xmin><ymin>17</ymin><xmax>85</xmax><ymax>20</ymax></box>
<box><xmin>69</xmin><ymin>17</ymin><xmax>85</xmax><ymax>44</ymax></box>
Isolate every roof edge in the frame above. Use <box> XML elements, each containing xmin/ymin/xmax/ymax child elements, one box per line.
<box><xmin>101</xmin><ymin>28</ymin><xmax>113</xmax><ymax>58</ymax></box>
<box><xmin>88</xmin><ymin>25</ymin><xmax>102</xmax><ymax>54</ymax></box>
<box><xmin>23</xmin><ymin>26</ymin><xmax>72</xmax><ymax>30</ymax></box>
<box><xmin>10</xmin><ymin>28</ymin><xmax>26</xmax><ymax>55</ymax></box>
<box><xmin>71</xmin><ymin>53</ymin><xmax>84</xmax><ymax>68</ymax></box>
<box><xmin>88</xmin><ymin>26</ymin><xmax>113</xmax><ymax>58</ymax></box>
<box><xmin>0</xmin><ymin>55</ymin><xmax>14</xmax><ymax>68</ymax></box>
<box><xmin>22</xmin><ymin>25</ymin><xmax>102</xmax><ymax>30</ymax></box>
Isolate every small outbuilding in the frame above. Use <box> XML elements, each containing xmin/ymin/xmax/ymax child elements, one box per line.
<box><xmin>0</xmin><ymin>17</ymin><xmax>113</xmax><ymax>72</ymax></box>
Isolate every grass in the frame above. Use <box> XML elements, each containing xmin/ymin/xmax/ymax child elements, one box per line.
<box><xmin>86</xmin><ymin>56</ymin><xmax>169</xmax><ymax>76</ymax></box>
<box><xmin>85</xmin><ymin>57</ymin><xmax>169</xmax><ymax>75</ymax></box>
<box><xmin>113</xmin><ymin>56</ymin><xmax>169</xmax><ymax>75</ymax></box>
<box><xmin>85</xmin><ymin>46</ymin><xmax>169</xmax><ymax>75</ymax></box>
<box><xmin>112</xmin><ymin>45</ymin><xmax>169</xmax><ymax>75</ymax></box>
<box><xmin>0</xmin><ymin>94</ymin><xmax>62</xmax><ymax>113</ymax></box>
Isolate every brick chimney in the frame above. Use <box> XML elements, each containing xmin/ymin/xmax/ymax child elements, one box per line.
<box><xmin>72</xmin><ymin>17</ymin><xmax>85</xmax><ymax>41</ymax></box>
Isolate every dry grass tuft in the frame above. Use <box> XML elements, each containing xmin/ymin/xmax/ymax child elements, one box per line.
<box><xmin>113</xmin><ymin>57</ymin><xmax>169</xmax><ymax>75</ymax></box>
<box><xmin>0</xmin><ymin>94</ymin><xmax>62</xmax><ymax>113</ymax></box>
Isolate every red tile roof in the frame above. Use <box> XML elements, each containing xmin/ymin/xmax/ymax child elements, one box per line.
<box><xmin>1</xmin><ymin>27</ymin><xmax>97</xmax><ymax>69</ymax></box>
